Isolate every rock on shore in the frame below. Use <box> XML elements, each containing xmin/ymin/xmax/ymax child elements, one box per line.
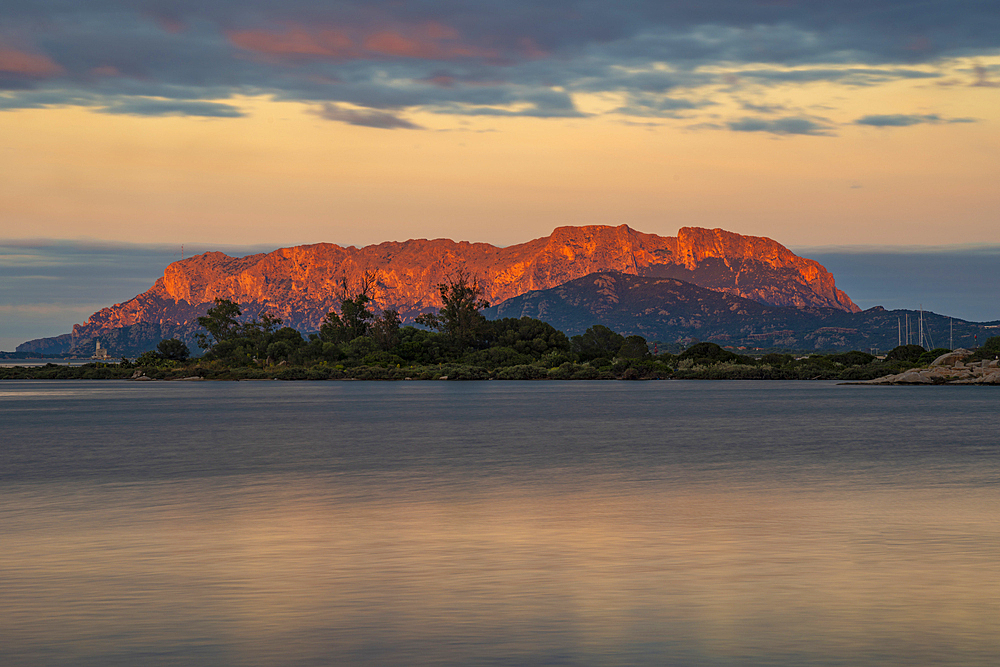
<box><xmin>859</xmin><ymin>349</ymin><xmax>1000</xmax><ymax>385</ymax></box>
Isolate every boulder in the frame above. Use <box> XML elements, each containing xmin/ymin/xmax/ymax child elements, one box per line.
<box><xmin>896</xmin><ymin>371</ymin><xmax>933</xmax><ymax>384</ymax></box>
<box><xmin>931</xmin><ymin>349</ymin><xmax>972</xmax><ymax>367</ymax></box>
<box><xmin>979</xmin><ymin>371</ymin><xmax>1000</xmax><ymax>385</ymax></box>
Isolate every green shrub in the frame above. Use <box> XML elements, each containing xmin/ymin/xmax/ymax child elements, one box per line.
<box><xmin>885</xmin><ymin>344</ymin><xmax>925</xmax><ymax>363</ymax></box>
<box><xmin>827</xmin><ymin>350</ymin><xmax>875</xmax><ymax>367</ymax></box>
<box><xmin>461</xmin><ymin>346</ymin><xmax>534</xmax><ymax>368</ymax></box>
<box><xmin>967</xmin><ymin>336</ymin><xmax>1000</xmax><ymax>362</ymax></box>
<box><xmin>494</xmin><ymin>364</ymin><xmax>548</xmax><ymax>380</ymax></box>
<box><xmin>547</xmin><ymin>362</ymin><xmax>575</xmax><ymax>380</ymax></box>
<box><xmin>362</xmin><ymin>351</ymin><xmax>407</xmax><ymax>367</ymax></box>
<box><xmin>441</xmin><ymin>365</ymin><xmax>490</xmax><ymax>380</ymax></box>
<box><xmin>617</xmin><ymin>335</ymin><xmax>650</xmax><ymax>359</ymax></box>
<box><xmin>760</xmin><ymin>353</ymin><xmax>793</xmax><ymax>367</ymax></box>
<box><xmin>572</xmin><ymin>325</ymin><xmax>625</xmax><ymax>362</ymax></box>
<box><xmin>678</xmin><ymin>342</ymin><xmax>752</xmax><ymax>366</ymax></box>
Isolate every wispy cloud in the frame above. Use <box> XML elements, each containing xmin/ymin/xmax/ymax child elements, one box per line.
<box><xmin>312</xmin><ymin>102</ymin><xmax>421</xmax><ymax>128</ymax></box>
<box><xmin>727</xmin><ymin>116</ymin><xmax>834</xmax><ymax>136</ymax></box>
<box><xmin>854</xmin><ymin>113</ymin><xmax>977</xmax><ymax>127</ymax></box>
<box><xmin>971</xmin><ymin>64</ymin><xmax>1000</xmax><ymax>87</ymax></box>
<box><xmin>96</xmin><ymin>98</ymin><xmax>246</xmax><ymax>117</ymax></box>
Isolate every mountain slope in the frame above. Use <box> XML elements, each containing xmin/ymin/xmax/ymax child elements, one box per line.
<box><xmin>485</xmin><ymin>272</ymin><xmax>999</xmax><ymax>351</ymax></box>
<box><xmin>20</xmin><ymin>225</ymin><xmax>859</xmax><ymax>355</ymax></box>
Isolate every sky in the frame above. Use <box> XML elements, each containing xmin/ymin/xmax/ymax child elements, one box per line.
<box><xmin>1</xmin><ymin>0</ymin><xmax>999</xmax><ymax>348</ymax></box>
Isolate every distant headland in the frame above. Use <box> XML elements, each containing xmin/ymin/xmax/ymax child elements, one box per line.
<box><xmin>4</xmin><ymin>269</ymin><xmax>998</xmax><ymax>382</ymax></box>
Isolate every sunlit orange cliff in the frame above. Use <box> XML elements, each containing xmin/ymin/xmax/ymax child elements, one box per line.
<box><xmin>69</xmin><ymin>225</ymin><xmax>858</xmax><ymax>341</ymax></box>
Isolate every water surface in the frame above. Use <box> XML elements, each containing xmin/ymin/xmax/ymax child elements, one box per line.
<box><xmin>1</xmin><ymin>381</ymin><xmax>998</xmax><ymax>666</ymax></box>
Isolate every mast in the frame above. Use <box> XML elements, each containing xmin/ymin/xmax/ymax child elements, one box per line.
<box><xmin>919</xmin><ymin>305</ymin><xmax>924</xmax><ymax>349</ymax></box>
<box><xmin>898</xmin><ymin>317</ymin><xmax>901</xmax><ymax>347</ymax></box>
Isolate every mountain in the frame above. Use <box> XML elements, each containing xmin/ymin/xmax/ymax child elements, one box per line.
<box><xmin>19</xmin><ymin>225</ymin><xmax>858</xmax><ymax>355</ymax></box>
<box><xmin>485</xmin><ymin>271</ymin><xmax>1000</xmax><ymax>352</ymax></box>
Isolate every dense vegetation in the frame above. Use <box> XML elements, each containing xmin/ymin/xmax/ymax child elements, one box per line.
<box><xmin>4</xmin><ymin>273</ymin><xmax>997</xmax><ymax>381</ymax></box>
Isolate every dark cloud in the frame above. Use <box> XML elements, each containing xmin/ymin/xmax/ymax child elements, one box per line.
<box><xmin>727</xmin><ymin>116</ymin><xmax>834</xmax><ymax>136</ymax></box>
<box><xmin>854</xmin><ymin>113</ymin><xmax>977</xmax><ymax>126</ymax></box>
<box><xmin>0</xmin><ymin>1</ymin><xmax>997</xmax><ymax>123</ymax></box>
<box><xmin>740</xmin><ymin>101</ymin><xmax>786</xmax><ymax>114</ymax></box>
<box><xmin>612</xmin><ymin>94</ymin><xmax>712</xmax><ymax>118</ymax></box>
<box><xmin>96</xmin><ymin>98</ymin><xmax>245</xmax><ymax>117</ymax></box>
<box><xmin>734</xmin><ymin>68</ymin><xmax>941</xmax><ymax>86</ymax></box>
<box><xmin>312</xmin><ymin>102</ymin><xmax>421</xmax><ymax>128</ymax></box>
<box><xmin>971</xmin><ymin>64</ymin><xmax>1000</xmax><ymax>87</ymax></box>
<box><xmin>432</xmin><ymin>87</ymin><xmax>584</xmax><ymax>117</ymax></box>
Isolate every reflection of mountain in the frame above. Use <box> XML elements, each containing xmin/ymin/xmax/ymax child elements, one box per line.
<box><xmin>19</xmin><ymin>224</ymin><xmax>860</xmax><ymax>355</ymax></box>
<box><xmin>485</xmin><ymin>272</ymin><xmax>1000</xmax><ymax>351</ymax></box>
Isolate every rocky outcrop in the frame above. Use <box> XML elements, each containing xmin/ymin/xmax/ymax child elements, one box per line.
<box><xmin>860</xmin><ymin>349</ymin><xmax>1000</xmax><ymax>385</ymax></box>
<box><xmin>14</xmin><ymin>333</ymin><xmax>74</xmax><ymax>355</ymax></box>
<box><xmin>484</xmin><ymin>272</ymin><xmax>998</xmax><ymax>351</ymax></box>
<box><xmin>72</xmin><ymin>224</ymin><xmax>855</xmax><ymax>333</ymax></box>
<box><xmin>19</xmin><ymin>225</ymin><xmax>863</xmax><ymax>355</ymax></box>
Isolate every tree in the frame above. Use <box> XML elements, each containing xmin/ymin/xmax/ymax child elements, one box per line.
<box><xmin>885</xmin><ymin>344</ymin><xmax>925</xmax><ymax>363</ymax></box>
<box><xmin>617</xmin><ymin>335</ymin><xmax>650</xmax><ymax>359</ymax></box>
<box><xmin>760</xmin><ymin>353</ymin><xmax>793</xmax><ymax>367</ymax></box>
<box><xmin>416</xmin><ymin>269</ymin><xmax>490</xmax><ymax>351</ymax></box>
<box><xmin>135</xmin><ymin>350</ymin><xmax>165</xmax><ymax>367</ymax></box>
<box><xmin>157</xmin><ymin>338</ymin><xmax>190</xmax><ymax>361</ymax></box>
<box><xmin>196</xmin><ymin>298</ymin><xmax>282</xmax><ymax>361</ymax></box>
<box><xmin>321</xmin><ymin>295</ymin><xmax>374</xmax><ymax>342</ymax></box>
<box><xmin>572</xmin><ymin>325</ymin><xmax>625</xmax><ymax>362</ymax></box>
<box><xmin>678</xmin><ymin>341</ymin><xmax>749</xmax><ymax>365</ymax></box>
<box><xmin>372</xmin><ymin>309</ymin><xmax>402</xmax><ymax>350</ymax></box>
<box><xmin>827</xmin><ymin>350</ymin><xmax>875</xmax><ymax>367</ymax></box>
<box><xmin>966</xmin><ymin>336</ymin><xmax>1000</xmax><ymax>363</ymax></box>
<box><xmin>196</xmin><ymin>298</ymin><xmax>242</xmax><ymax>350</ymax></box>
<box><xmin>321</xmin><ymin>273</ymin><xmax>378</xmax><ymax>343</ymax></box>
<box><xmin>485</xmin><ymin>317</ymin><xmax>571</xmax><ymax>359</ymax></box>
<box><xmin>264</xmin><ymin>327</ymin><xmax>305</xmax><ymax>363</ymax></box>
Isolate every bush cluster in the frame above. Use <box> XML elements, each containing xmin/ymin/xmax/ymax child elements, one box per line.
<box><xmin>0</xmin><ymin>339</ymin><xmax>940</xmax><ymax>382</ymax></box>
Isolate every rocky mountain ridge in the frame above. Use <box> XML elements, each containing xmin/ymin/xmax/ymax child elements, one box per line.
<box><xmin>484</xmin><ymin>271</ymin><xmax>1000</xmax><ymax>352</ymax></box>
<box><xmin>19</xmin><ymin>225</ymin><xmax>859</xmax><ymax>355</ymax></box>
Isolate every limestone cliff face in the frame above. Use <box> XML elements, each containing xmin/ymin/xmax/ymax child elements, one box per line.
<box><xmin>71</xmin><ymin>225</ymin><xmax>859</xmax><ymax>340</ymax></box>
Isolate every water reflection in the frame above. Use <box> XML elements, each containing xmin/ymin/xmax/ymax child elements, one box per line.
<box><xmin>2</xmin><ymin>381</ymin><xmax>999</xmax><ymax>666</ymax></box>
<box><xmin>2</xmin><ymin>472</ymin><xmax>998</xmax><ymax>666</ymax></box>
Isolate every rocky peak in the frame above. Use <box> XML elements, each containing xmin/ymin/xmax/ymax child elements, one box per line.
<box><xmin>674</xmin><ymin>227</ymin><xmax>792</xmax><ymax>270</ymax></box>
<box><xmin>62</xmin><ymin>224</ymin><xmax>860</xmax><ymax>347</ymax></box>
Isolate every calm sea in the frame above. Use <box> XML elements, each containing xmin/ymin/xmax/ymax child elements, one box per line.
<box><xmin>1</xmin><ymin>380</ymin><xmax>998</xmax><ymax>666</ymax></box>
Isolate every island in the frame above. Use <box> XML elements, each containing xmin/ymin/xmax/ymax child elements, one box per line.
<box><xmin>5</xmin><ymin>276</ymin><xmax>998</xmax><ymax>382</ymax></box>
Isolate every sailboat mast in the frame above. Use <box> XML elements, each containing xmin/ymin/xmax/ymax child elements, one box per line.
<box><xmin>919</xmin><ymin>305</ymin><xmax>924</xmax><ymax>349</ymax></box>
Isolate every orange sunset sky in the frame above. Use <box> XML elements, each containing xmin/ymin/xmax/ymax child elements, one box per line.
<box><xmin>1</xmin><ymin>1</ymin><xmax>998</xmax><ymax>249</ymax></box>
<box><xmin>2</xmin><ymin>1</ymin><xmax>1000</xmax><ymax>350</ymax></box>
